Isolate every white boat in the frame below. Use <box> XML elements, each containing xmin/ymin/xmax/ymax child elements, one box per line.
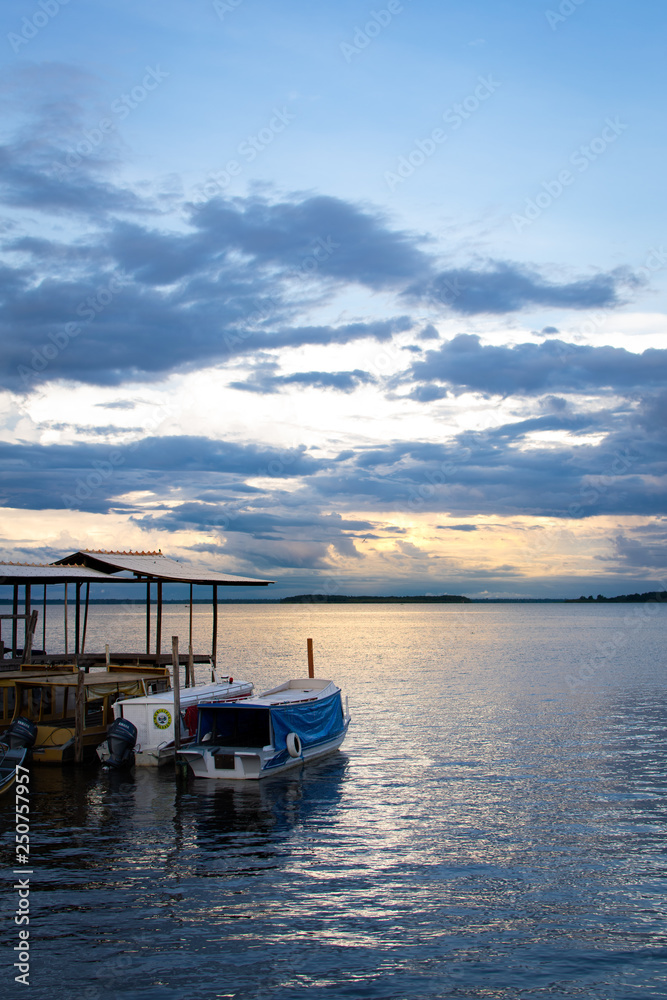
<box><xmin>178</xmin><ymin>677</ymin><xmax>350</xmax><ymax>780</ymax></box>
<box><xmin>99</xmin><ymin>678</ymin><xmax>254</xmax><ymax>767</ymax></box>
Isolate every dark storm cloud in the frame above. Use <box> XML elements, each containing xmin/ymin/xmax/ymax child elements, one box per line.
<box><xmin>133</xmin><ymin>503</ymin><xmax>373</xmax><ymax>539</ymax></box>
<box><xmin>0</xmin><ymin>81</ymin><xmax>643</xmax><ymax>392</ymax></box>
<box><xmin>406</xmin><ymin>335</ymin><xmax>667</xmax><ymax>398</ymax></box>
<box><xmin>304</xmin><ymin>421</ymin><xmax>666</xmax><ymax>519</ymax></box>
<box><xmin>0</xmin><ymin>436</ymin><xmax>325</xmax><ymax>512</ymax></box>
<box><xmin>600</xmin><ymin>529</ymin><xmax>667</xmax><ymax>573</ymax></box>
<box><xmin>405</xmin><ymin>263</ymin><xmax>637</xmax><ymax>314</ymax></box>
<box><xmin>188</xmin><ymin>194</ymin><xmax>431</xmax><ymax>288</ymax></box>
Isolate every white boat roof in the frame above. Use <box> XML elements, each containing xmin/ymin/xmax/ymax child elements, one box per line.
<box><xmin>116</xmin><ymin>680</ymin><xmax>253</xmax><ymax>707</ymax></box>
<box><xmin>203</xmin><ymin>678</ymin><xmax>340</xmax><ymax>708</ymax></box>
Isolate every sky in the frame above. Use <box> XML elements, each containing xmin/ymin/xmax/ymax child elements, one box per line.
<box><xmin>0</xmin><ymin>0</ymin><xmax>665</xmax><ymax>599</ymax></box>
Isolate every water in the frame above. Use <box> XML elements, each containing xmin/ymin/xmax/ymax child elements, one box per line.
<box><xmin>3</xmin><ymin>603</ymin><xmax>667</xmax><ymax>999</ymax></box>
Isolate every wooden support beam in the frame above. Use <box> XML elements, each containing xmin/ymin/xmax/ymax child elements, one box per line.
<box><xmin>64</xmin><ymin>583</ymin><xmax>68</xmax><ymax>656</ymax></box>
<box><xmin>156</xmin><ymin>581</ymin><xmax>162</xmax><ymax>656</ymax></box>
<box><xmin>75</xmin><ymin>581</ymin><xmax>81</xmax><ymax>661</ymax></box>
<box><xmin>212</xmin><ymin>583</ymin><xmax>218</xmax><ymax>673</ymax></box>
<box><xmin>74</xmin><ymin>669</ymin><xmax>85</xmax><ymax>764</ymax></box>
<box><xmin>12</xmin><ymin>585</ymin><xmax>18</xmax><ymax>658</ymax></box>
<box><xmin>42</xmin><ymin>584</ymin><xmax>47</xmax><ymax>654</ymax></box>
<box><xmin>307</xmin><ymin>637</ymin><xmax>314</xmax><ymax>678</ymax></box>
<box><xmin>172</xmin><ymin>636</ymin><xmax>181</xmax><ymax>752</ymax></box>
<box><xmin>146</xmin><ymin>581</ymin><xmax>151</xmax><ymax>655</ymax></box>
<box><xmin>81</xmin><ymin>582</ymin><xmax>90</xmax><ymax>656</ymax></box>
<box><xmin>24</xmin><ymin>584</ymin><xmax>31</xmax><ymax>654</ymax></box>
<box><xmin>188</xmin><ymin>584</ymin><xmax>193</xmax><ymax>653</ymax></box>
<box><xmin>24</xmin><ymin>610</ymin><xmax>38</xmax><ymax>664</ymax></box>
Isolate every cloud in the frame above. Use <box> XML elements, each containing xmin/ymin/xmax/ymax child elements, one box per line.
<box><xmin>0</xmin><ymin>81</ymin><xmax>644</xmax><ymax>393</ymax></box>
<box><xmin>230</xmin><ymin>362</ymin><xmax>376</xmax><ymax>395</ymax></box>
<box><xmin>0</xmin><ymin>436</ymin><xmax>325</xmax><ymax>512</ymax></box>
<box><xmin>437</xmin><ymin>524</ymin><xmax>478</xmax><ymax>531</ymax></box>
<box><xmin>601</xmin><ymin>529</ymin><xmax>667</xmax><ymax>572</ymax></box>
<box><xmin>405</xmin><ymin>262</ymin><xmax>638</xmax><ymax>314</ymax></box>
<box><xmin>406</xmin><ymin>335</ymin><xmax>667</xmax><ymax>398</ymax></box>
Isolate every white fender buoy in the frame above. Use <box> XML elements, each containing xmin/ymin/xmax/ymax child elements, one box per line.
<box><xmin>286</xmin><ymin>732</ymin><xmax>302</xmax><ymax>758</ymax></box>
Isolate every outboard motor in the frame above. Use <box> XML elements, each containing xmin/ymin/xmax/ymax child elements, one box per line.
<box><xmin>3</xmin><ymin>717</ymin><xmax>38</xmax><ymax>750</ymax></box>
<box><xmin>103</xmin><ymin>718</ymin><xmax>138</xmax><ymax>770</ymax></box>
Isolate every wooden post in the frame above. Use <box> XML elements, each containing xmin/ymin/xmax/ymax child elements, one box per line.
<box><xmin>42</xmin><ymin>584</ymin><xmax>47</xmax><ymax>654</ymax></box>
<box><xmin>172</xmin><ymin>636</ymin><xmax>181</xmax><ymax>751</ymax></box>
<box><xmin>75</xmin><ymin>581</ymin><xmax>81</xmax><ymax>658</ymax></box>
<box><xmin>64</xmin><ymin>583</ymin><xmax>68</xmax><ymax>656</ymax></box>
<box><xmin>105</xmin><ymin>643</ymin><xmax>110</xmax><ymax>667</ymax></box>
<box><xmin>146</xmin><ymin>581</ymin><xmax>151</xmax><ymax>655</ymax></box>
<box><xmin>187</xmin><ymin>644</ymin><xmax>194</xmax><ymax>688</ymax></box>
<box><xmin>74</xmin><ymin>669</ymin><xmax>85</xmax><ymax>764</ymax></box>
<box><xmin>211</xmin><ymin>583</ymin><xmax>218</xmax><ymax>667</ymax></box>
<box><xmin>156</xmin><ymin>581</ymin><xmax>162</xmax><ymax>656</ymax></box>
<box><xmin>307</xmin><ymin>637</ymin><xmax>314</xmax><ymax>678</ymax></box>
<box><xmin>81</xmin><ymin>583</ymin><xmax>90</xmax><ymax>656</ymax></box>
<box><xmin>24</xmin><ymin>610</ymin><xmax>38</xmax><ymax>664</ymax></box>
<box><xmin>24</xmin><ymin>584</ymin><xmax>31</xmax><ymax>655</ymax></box>
<box><xmin>188</xmin><ymin>584</ymin><xmax>193</xmax><ymax>653</ymax></box>
<box><xmin>12</xmin><ymin>585</ymin><xmax>18</xmax><ymax>658</ymax></box>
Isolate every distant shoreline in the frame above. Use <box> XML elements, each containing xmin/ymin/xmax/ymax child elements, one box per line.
<box><xmin>5</xmin><ymin>591</ymin><xmax>664</xmax><ymax>606</ymax></box>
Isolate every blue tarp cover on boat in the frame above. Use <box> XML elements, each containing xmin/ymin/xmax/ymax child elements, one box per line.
<box><xmin>270</xmin><ymin>691</ymin><xmax>344</xmax><ymax>751</ymax></box>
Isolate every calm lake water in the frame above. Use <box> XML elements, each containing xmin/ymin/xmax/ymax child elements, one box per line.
<box><xmin>2</xmin><ymin>603</ymin><xmax>667</xmax><ymax>999</ymax></box>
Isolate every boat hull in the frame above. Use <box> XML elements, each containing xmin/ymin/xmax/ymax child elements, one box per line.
<box><xmin>0</xmin><ymin>746</ymin><xmax>29</xmax><ymax>796</ymax></box>
<box><xmin>30</xmin><ymin>725</ymin><xmax>106</xmax><ymax>765</ymax></box>
<box><xmin>180</xmin><ymin>723</ymin><xmax>349</xmax><ymax>780</ymax></box>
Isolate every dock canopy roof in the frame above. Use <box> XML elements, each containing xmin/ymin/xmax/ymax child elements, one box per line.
<box><xmin>0</xmin><ymin>564</ymin><xmax>116</xmax><ymax>586</ymax></box>
<box><xmin>53</xmin><ymin>550</ymin><xmax>273</xmax><ymax>586</ymax></box>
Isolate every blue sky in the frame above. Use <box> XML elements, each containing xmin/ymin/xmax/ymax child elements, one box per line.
<box><xmin>0</xmin><ymin>0</ymin><xmax>665</xmax><ymax>598</ymax></box>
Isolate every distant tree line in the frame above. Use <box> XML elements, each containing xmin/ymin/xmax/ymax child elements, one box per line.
<box><xmin>280</xmin><ymin>594</ymin><xmax>471</xmax><ymax>604</ymax></box>
<box><xmin>567</xmin><ymin>591</ymin><xmax>667</xmax><ymax>603</ymax></box>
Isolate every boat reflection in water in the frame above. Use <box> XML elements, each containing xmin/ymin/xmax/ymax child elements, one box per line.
<box><xmin>188</xmin><ymin>751</ymin><xmax>350</xmax><ymax>852</ymax></box>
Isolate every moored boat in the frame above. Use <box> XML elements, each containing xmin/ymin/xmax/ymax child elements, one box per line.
<box><xmin>179</xmin><ymin>678</ymin><xmax>350</xmax><ymax>780</ymax></box>
<box><xmin>98</xmin><ymin>677</ymin><xmax>254</xmax><ymax>767</ymax></box>
<box><xmin>0</xmin><ymin>717</ymin><xmax>37</xmax><ymax>796</ymax></box>
<box><xmin>12</xmin><ymin>665</ymin><xmax>170</xmax><ymax>764</ymax></box>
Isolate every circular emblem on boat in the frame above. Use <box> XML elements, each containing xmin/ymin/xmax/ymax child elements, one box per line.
<box><xmin>153</xmin><ymin>709</ymin><xmax>172</xmax><ymax>730</ymax></box>
<box><xmin>286</xmin><ymin>732</ymin><xmax>302</xmax><ymax>758</ymax></box>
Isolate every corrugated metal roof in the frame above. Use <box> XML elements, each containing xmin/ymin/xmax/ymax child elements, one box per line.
<box><xmin>54</xmin><ymin>550</ymin><xmax>273</xmax><ymax>586</ymax></box>
<box><xmin>0</xmin><ymin>564</ymin><xmax>118</xmax><ymax>585</ymax></box>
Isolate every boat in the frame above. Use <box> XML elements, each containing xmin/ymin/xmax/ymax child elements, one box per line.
<box><xmin>11</xmin><ymin>665</ymin><xmax>171</xmax><ymax>764</ymax></box>
<box><xmin>97</xmin><ymin>677</ymin><xmax>254</xmax><ymax>767</ymax></box>
<box><xmin>179</xmin><ymin>677</ymin><xmax>350</xmax><ymax>780</ymax></box>
<box><xmin>0</xmin><ymin>717</ymin><xmax>38</xmax><ymax>796</ymax></box>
